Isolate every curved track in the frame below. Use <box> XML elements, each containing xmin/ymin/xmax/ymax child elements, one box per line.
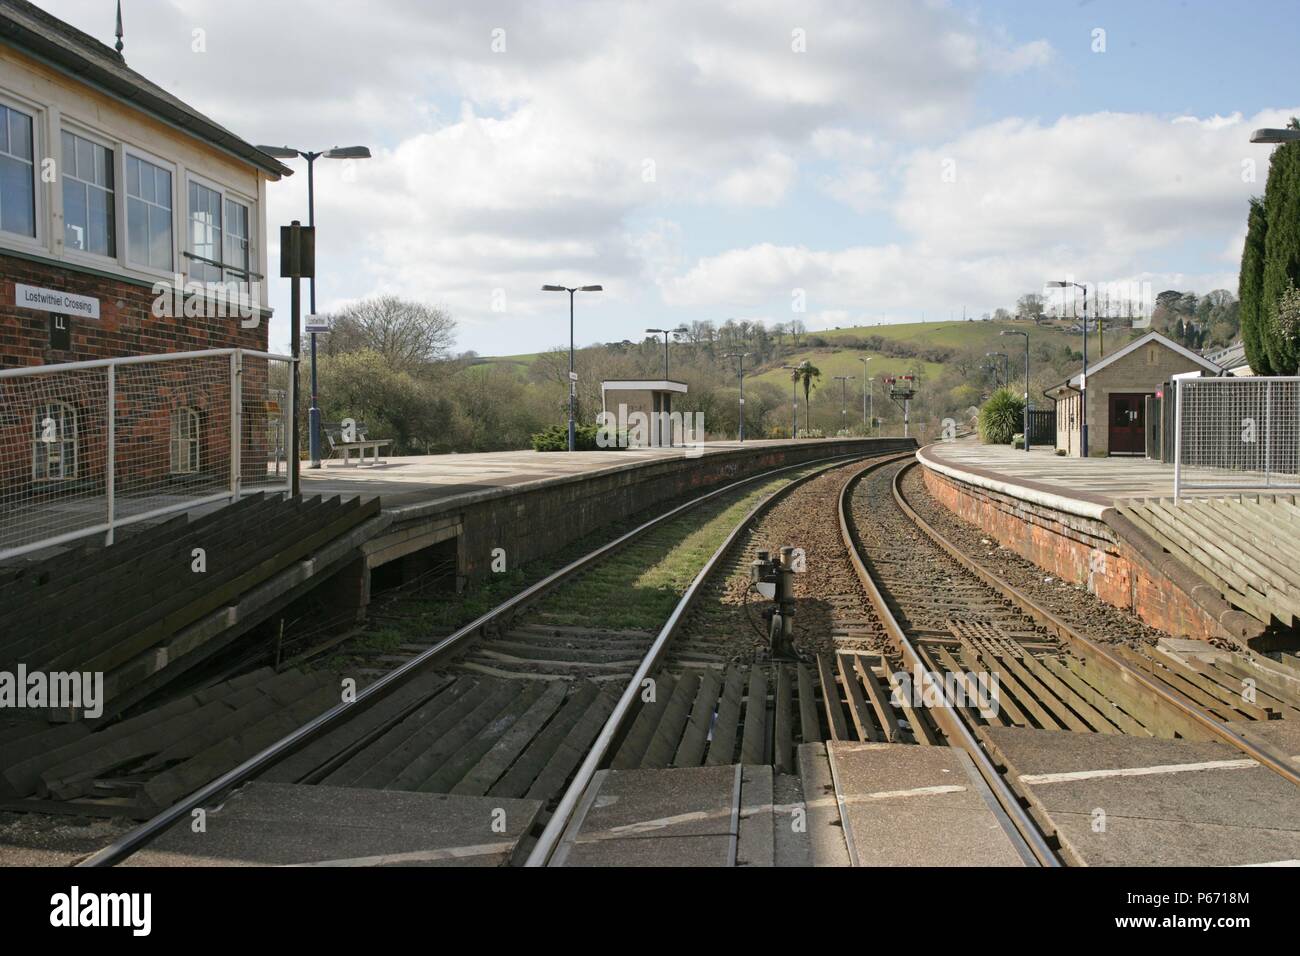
<box><xmin>80</xmin><ymin>448</ymin><xmax>910</xmax><ymax>866</ymax></box>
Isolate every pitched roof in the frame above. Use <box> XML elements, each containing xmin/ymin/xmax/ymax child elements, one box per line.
<box><xmin>0</xmin><ymin>0</ymin><xmax>292</xmax><ymax>178</ymax></box>
<box><xmin>1046</xmin><ymin>330</ymin><xmax>1223</xmax><ymax>394</ymax></box>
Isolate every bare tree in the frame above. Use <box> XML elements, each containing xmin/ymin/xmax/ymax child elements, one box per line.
<box><xmin>323</xmin><ymin>295</ymin><xmax>456</xmax><ymax>372</ymax></box>
<box><xmin>1016</xmin><ymin>293</ymin><xmax>1046</xmax><ymax>325</ymax></box>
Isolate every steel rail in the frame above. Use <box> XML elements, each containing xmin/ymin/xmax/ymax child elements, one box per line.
<box><xmin>893</xmin><ymin>456</ymin><xmax>1300</xmax><ymax>789</ymax></box>
<box><xmin>526</xmin><ymin>450</ymin><xmax>918</xmax><ymax>866</ymax></box>
<box><xmin>838</xmin><ymin>458</ymin><xmax>1061</xmax><ymax>867</ymax></box>
<box><xmin>79</xmin><ymin>444</ymin><xmax>907</xmax><ymax>866</ymax></box>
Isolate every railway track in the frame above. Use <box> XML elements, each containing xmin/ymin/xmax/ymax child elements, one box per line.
<box><xmin>76</xmin><ymin>447</ymin><xmax>913</xmax><ymax>866</ymax></box>
<box><xmin>829</xmin><ymin>456</ymin><xmax>1300</xmax><ymax>866</ymax></box>
<box><xmin>67</xmin><ymin>443</ymin><xmax>1300</xmax><ymax>867</ymax></box>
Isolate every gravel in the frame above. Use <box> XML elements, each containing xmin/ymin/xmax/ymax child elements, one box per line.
<box><xmin>900</xmin><ymin>465</ymin><xmax>1166</xmax><ymax>648</ymax></box>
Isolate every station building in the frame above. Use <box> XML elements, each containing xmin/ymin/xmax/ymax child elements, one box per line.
<box><xmin>1044</xmin><ymin>331</ymin><xmax>1222</xmax><ymax>457</ymax></box>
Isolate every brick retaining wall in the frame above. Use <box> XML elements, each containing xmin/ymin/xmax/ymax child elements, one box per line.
<box><xmin>921</xmin><ymin>464</ymin><xmax>1262</xmax><ymax>646</ymax></box>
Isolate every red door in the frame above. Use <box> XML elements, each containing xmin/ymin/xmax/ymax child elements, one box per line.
<box><xmin>1108</xmin><ymin>393</ymin><xmax>1146</xmax><ymax>455</ymax></box>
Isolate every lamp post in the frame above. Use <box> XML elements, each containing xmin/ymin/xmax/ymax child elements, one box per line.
<box><xmin>257</xmin><ymin>144</ymin><xmax>371</xmax><ymax>468</ymax></box>
<box><xmin>1000</xmin><ymin>329</ymin><xmax>1030</xmax><ymax>453</ymax></box>
<box><xmin>542</xmin><ymin>284</ymin><xmax>603</xmax><ymax>451</ymax></box>
<box><xmin>781</xmin><ymin>364</ymin><xmax>799</xmax><ymax>438</ymax></box>
<box><xmin>859</xmin><ymin>356</ymin><xmax>873</xmax><ymax>433</ymax></box>
<box><xmin>724</xmin><ymin>352</ymin><xmax>750</xmax><ymax>441</ymax></box>
<box><xmin>833</xmin><ymin>375</ymin><xmax>854</xmax><ymax>433</ymax></box>
<box><xmin>986</xmin><ymin>351</ymin><xmax>1008</xmax><ymax>388</ymax></box>
<box><xmin>1048</xmin><ymin>280</ymin><xmax>1088</xmax><ymax>456</ymax></box>
<box><xmin>645</xmin><ymin>326</ymin><xmax>688</xmax><ymax>379</ymax></box>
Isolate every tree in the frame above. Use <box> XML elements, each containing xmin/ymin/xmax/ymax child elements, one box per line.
<box><xmin>978</xmin><ymin>387</ymin><xmax>1024</xmax><ymax>445</ymax></box>
<box><xmin>323</xmin><ymin>296</ymin><xmax>456</xmax><ymax>372</ymax></box>
<box><xmin>1241</xmin><ymin>202</ymin><xmax>1275</xmax><ymax>373</ymax></box>
<box><xmin>1016</xmin><ymin>293</ymin><xmax>1046</xmax><ymax>324</ymax></box>
<box><xmin>791</xmin><ymin>361</ymin><xmax>821</xmax><ymax>435</ymax></box>
<box><xmin>1261</xmin><ymin>119</ymin><xmax>1300</xmax><ymax>373</ymax></box>
<box><xmin>315</xmin><ymin>349</ymin><xmax>450</xmax><ymax>454</ymax></box>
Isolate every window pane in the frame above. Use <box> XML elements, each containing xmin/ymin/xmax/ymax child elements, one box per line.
<box><xmin>155</xmin><ymin>167</ymin><xmax>171</xmax><ymax>208</ymax></box>
<box><xmin>127</xmin><ymin>196</ymin><xmax>148</xmax><ymax>262</ymax></box>
<box><xmin>0</xmin><ymin>153</ymin><xmax>35</xmax><ymax>237</ymax></box>
<box><xmin>95</xmin><ymin>143</ymin><xmax>112</xmax><ymax>188</ymax></box>
<box><xmin>137</xmin><ymin>160</ymin><xmax>154</xmax><ymax>202</ymax></box>
<box><xmin>0</xmin><ymin>106</ymin><xmax>8</xmax><ymax>154</ymax></box>
<box><xmin>63</xmin><ymin>178</ymin><xmax>87</xmax><ymax>249</ymax></box>
<box><xmin>88</xmin><ymin>185</ymin><xmax>114</xmax><ymax>257</ymax></box>
<box><xmin>189</xmin><ymin>181</ymin><xmax>223</xmax><ymax>280</ymax></box>
<box><xmin>126</xmin><ymin>155</ymin><xmax>140</xmax><ymax>197</ymax></box>
<box><xmin>61</xmin><ymin>131</ymin><xmax>76</xmax><ymax>178</ymax></box>
<box><xmin>76</xmin><ymin>138</ymin><xmax>93</xmax><ymax>183</ymax></box>
<box><xmin>149</xmin><ymin>203</ymin><xmax>173</xmax><ymax>269</ymax></box>
<box><xmin>9</xmin><ymin>110</ymin><xmax>31</xmax><ymax>160</ymax></box>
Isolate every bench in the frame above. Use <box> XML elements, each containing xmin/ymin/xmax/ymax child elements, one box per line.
<box><xmin>323</xmin><ymin>422</ymin><xmax>391</xmax><ymax>467</ymax></box>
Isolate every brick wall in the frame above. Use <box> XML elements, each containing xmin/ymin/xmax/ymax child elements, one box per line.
<box><xmin>1</xmin><ymin>252</ymin><xmax>268</xmax><ymax>368</ymax></box>
<box><xmin>1</xmin><ymin>252</ymin><xmax>272</xmax><ymax>509</ymax></box>
<box><xmin>921</xmin><ymin>464</ymin><xmax>1243</xmax><ymax>643</ymax></box>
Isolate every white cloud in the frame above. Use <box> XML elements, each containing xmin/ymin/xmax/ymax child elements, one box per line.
<box><xmin>39</xmin><ymin>0</ymin><xmax>1070</xmax><ymax>351</ymax></box>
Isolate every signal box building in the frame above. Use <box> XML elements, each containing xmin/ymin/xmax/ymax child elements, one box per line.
<box><xmin>0</xmin><ymin>1</ymin><xmax>291</xmax><ymax>539</ymax></box>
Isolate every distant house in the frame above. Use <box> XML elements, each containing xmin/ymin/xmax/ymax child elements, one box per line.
<box><xmin>1044</xmin><ymin>331</ymin><xmax>1222</xmax><ymax>457</ymax></box>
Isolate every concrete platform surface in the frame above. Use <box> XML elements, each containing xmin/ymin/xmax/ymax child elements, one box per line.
<box><xmin>552</xmin><ymin>765</ymin><xmax>741</xmax><ymax>866</ymax></box>
<box><xmin>826</xmin><ymin>741</ymin><xmax>1029</xmax><ymax>867</ymax></box>
<box><xmin>302</xmin><ymin>438</ymin><xmax>868</xmax><ymax>515</ymax></box>
<box><xmin>920</xmin><ymin>440</ymin><xmax>1175</xmax><ymax>517</ymax></box>
<box><xmin>984</xmin><ymin>726</ymin><xmax>1300</xmax><ymax>866</ymax></box>
<box><xmin>123</xmin><ymin>782</ymin><xmax>542</xmax><ymax>867</ymax></box>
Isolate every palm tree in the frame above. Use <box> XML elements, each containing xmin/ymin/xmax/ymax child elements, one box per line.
<box><xmin>791</xmin><ymin>361</ymin><xmax>821</xmax><ymax>436</ymax></box>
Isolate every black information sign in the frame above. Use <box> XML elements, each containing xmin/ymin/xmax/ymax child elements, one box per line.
<box><xmin>48</xmin><ymin>313</ymin><xmax>71</xmax><ymax>350</ymax></box>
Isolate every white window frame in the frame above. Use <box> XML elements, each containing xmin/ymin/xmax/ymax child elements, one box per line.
<box><xmin>32</xmin><ymin>400</ymin><xmax>78</xmax><ymax>482</ymax></box>
<box><xmin>58</xmin><ymin>120</ymin><xmax>118</xmax><ymax>266</ymax></box>
<box><xmin>170</xmin><ymin>406</ymin><xmax>200</xmax><ymax>474</ymax></box>
<box><xmin>222</xmin><ymin>191</ymin><xmax>254</xmax><ymax>284</ymax></box>
<box><xmin>122</xmin><ymin>144</ymin><xmax>178</xmax><ymax>278</ymax></box>
<box><xmin>0</xmin><ymin>89</ymin><xmax>46</xmax><ymax>253</ymax></box>
<box><xmin>185</xmin><ymin>171</ymin><xmax>257</xmax><ymax>307</ymax></box>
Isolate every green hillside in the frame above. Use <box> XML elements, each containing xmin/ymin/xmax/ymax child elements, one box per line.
<box><xmin>747</xmin><ymin>349</ymin><xmax>943</xmax><ymax>390</ymax></box>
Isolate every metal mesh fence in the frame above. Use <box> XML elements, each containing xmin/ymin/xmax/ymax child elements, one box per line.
<box><xmin>0</xmin><ymin>349</ymin><xmax>294</xmax><ymax>559</ymax></box>
<box><xmin>1174</xmin><ymin>376</ymin><xmax>1300</xmax><ymax>498</ymax></box>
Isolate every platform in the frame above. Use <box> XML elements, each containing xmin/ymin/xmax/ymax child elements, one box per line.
<box><xmin>122</xmin><ymin>782</ymin><xmax>542</xmax><ymax>866</ymax></box>
<box><xmin>312</xmin><ymin>436</ymin><xmax>915</xmax><ymax>584</ymax></box>
<box><xmin>303</xmin><ymin>439</ymin><xmax>863</xmax><ymax>516</ymax></box>
<box><xmin>984</xmin><ymin>726</ymin><xmax>1300</xmax><ymax>867</ymax></box>
<box><xmin>918</xmin><ymin>440</ymin><xmax>1175</xmax><ymax>519</ymax></box>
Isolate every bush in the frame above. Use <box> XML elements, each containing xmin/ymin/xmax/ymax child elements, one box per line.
<box><xmin>530</xmin><ymin>423</ymin><xmax>608</xmax><ymax>451</ymax></box>
<box><xmin>978</xmin><ymin>387</ymin><xmax>1025</xmax><ymax>445</ymax></box>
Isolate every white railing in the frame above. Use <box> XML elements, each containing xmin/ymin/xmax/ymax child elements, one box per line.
<box><xmin>1173</xmin><ymin>375</ymin><xmax>1300</xmax><ymax>501</ymax></box>
<box><xmin>0</xmin><ymin>348</ymin><xmax>294</xmax><ymax>560</ymax></box>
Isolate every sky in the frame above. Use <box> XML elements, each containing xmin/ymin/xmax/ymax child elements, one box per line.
<box><xmin>40</xmin><ymin>0</ymin><xmax>1300</xmax><ymax>356</ymax></box>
